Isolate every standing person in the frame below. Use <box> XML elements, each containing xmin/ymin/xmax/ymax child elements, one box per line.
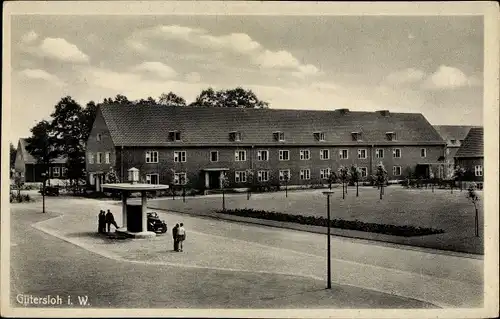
<box><xmin>105</xmin><ymin>209</ymin><xmax>119</xmax><ymax>232</ymax></box>
<box><xmin>177</xmin><ymin>223</ymin><xmax>186</xmax><ymax>252</ymax></box>
<box><xmin>98</xmin><ymin>210</ymin><xmax>106</xmax><ymax>233</ymax></box>
<box><xmin>172</xmin><ymin>223</ymin><xmax>179</xmax><ymax>252</ymax></box>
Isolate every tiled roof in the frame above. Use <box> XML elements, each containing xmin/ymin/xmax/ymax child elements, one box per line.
<box><xmin>99</xmin><ymin>104</ymin><xmax>446</xmax><ymax>147</ymax></box>
<box><xmin>454</xmin><ymin>127</ymin><xmax>483</xmax><ymax>158</ymax></box>
<box><xmin>433</xmin><ymin>125</ymin><xmax>478</xmax><ymax>147</ymax></box>
<box><xmin>18</xmin><ymin>138</ymin><xmax>67</xmax><ymax>164</ymax></box>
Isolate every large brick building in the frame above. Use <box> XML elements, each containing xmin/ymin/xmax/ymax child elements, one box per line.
<box><xmin>454</xmin><ymin>127</ymin><xmax>484</xmax><ymax>183</ymax></box>
<box><xmin>85</xmin><ymin>104</ymin><xmax>446</xmax><ymax>191</ymax></box>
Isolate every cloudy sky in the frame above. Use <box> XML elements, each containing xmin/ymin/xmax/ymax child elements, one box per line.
<box><xmin>9</xmin><ymin>14</ymin><xmax>484</xmax><ymax>143</ymax></box>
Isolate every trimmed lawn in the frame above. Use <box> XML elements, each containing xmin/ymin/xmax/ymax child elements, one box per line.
<box><xmin>150</xmin><ymin>187</ymin><xmax>483</xmax><ymax>236</ymax></box>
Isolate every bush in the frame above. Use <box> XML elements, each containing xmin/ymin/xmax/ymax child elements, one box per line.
<box><xmin>214</xmin><ymin>208</ymin><xmax>444</xmax><ymax>237</ymax></box>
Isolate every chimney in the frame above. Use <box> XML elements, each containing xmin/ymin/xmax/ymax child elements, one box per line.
<box><xmin>377</xmin><ymin>110</ymin><xmax>390</xmax><ymax>116</ymax></box>
<box><xmin>336</xmin><ymin>108</ymin><xmax>349</xmax><ymax>114</ymax></box>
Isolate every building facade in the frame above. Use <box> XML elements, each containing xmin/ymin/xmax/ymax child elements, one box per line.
<box><xmin>86</xmin><ymin>104</ymin><xmax>446</xmax><ymax>190</ymax></box>
<box><xmin>454</xmin><ymin>127</ymin><xmax>484</xmax><ymax>184</ymax></box>
<box><xmin>14</xmin><ymin>138</ymin><xmax>68</xmax><ymax>182</ymax></box>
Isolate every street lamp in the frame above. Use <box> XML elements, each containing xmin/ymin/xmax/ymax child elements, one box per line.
<box><xmin>322</xmin><ymin>190</ymin><xmax>334</xmax><ymax>289</ymax></box>
<box><xmin>41</xmin><ymin>171</ymin><xmax>48</xmax><ymax>214</ymax></box>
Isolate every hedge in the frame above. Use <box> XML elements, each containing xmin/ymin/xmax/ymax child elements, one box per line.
<box><xmin>214</xmin><ymin>208</ymin><xmax>444</xmax><ymax>237</ymax></box>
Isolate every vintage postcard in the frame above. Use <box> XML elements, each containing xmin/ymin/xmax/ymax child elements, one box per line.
<box><xmin>2</xmin><ymin>1</ymin><xmax>499</xmax><ymax>318</ymax></box>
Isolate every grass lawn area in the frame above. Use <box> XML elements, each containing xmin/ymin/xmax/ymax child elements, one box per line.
<box><xmin>150</xmin><ymin>186</ymin><xmax>483</xmax><ymax>236</ymax></box>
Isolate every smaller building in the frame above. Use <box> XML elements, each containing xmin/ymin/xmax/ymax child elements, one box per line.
<box><xmin>454</xmin><ymin>127</ymin><xmax>484</xmax><ymax>183</ymax></box>
<box><xmin>14</xmin><ymin>138</ymin><xmax>68</xmax><ymax>182</ymax></box>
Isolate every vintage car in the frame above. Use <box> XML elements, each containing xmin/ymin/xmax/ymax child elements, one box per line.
<box><xmin>147</xmin><ymin>212</ymin><xmax>168</xmax><ymax>234</ymax></box>
<box><xmin>39</xmin><ymin>186</ymin><xmax>60</xmax><ymax>196</ymax></box>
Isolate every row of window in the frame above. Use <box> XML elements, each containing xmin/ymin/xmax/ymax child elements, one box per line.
<box><xmin>88</xmin><ymin>152</ymin><xmax>111</xmax><ymax>164</ymax></box>
<box><xmin>137</xmin><ymin>148</ymin><xmax>426</xmax><ymax>164</ymax></box>
<box><xmin>48</xmin><ymin>167</ymin><xmax>67</xmax><ymax>178</ymax></box>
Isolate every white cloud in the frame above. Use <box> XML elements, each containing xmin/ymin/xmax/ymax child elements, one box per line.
<box><xmin>21</xmin><ymin>31</ymin><xmax>38</xmax><ymax>44</ymax></box>
<box><xmin>19</xmin><ymin>68</ymin><xmax>65</xmax><ymax>87</ymax></box>
<box><xmin>185</xmin><ymin>72</ymin><xmax>201</xmax><ymax>83</ymax></box>
<box><xmin>38</xmin><ymin>38</ymin><xmax>89</xmax><ymax>63</ymax></box>
<box><xmin>292</xmin><ymin>64</ymin><xmax>321</xmax><ymax>78</ymax></box>
<box><xmin>255</xmin><ymin>50</ymin><xmax>300</xmax><ymax>69</ymax></box>
<box><xmin>132</xmin><ymin>61</ymin><xmax>177</xmax><ymax>79</ymax></box>
<box><xmin>384</xmin><ymin>68</ymin><xmax>426</xmax><ymax>86</ymax></box>
<box><xmin>422</xmin><ymin>65</ymin><xmax>480</xmax><ymax>90</ymax></box>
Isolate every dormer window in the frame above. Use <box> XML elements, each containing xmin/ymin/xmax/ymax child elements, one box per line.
<box><xmin>273</xmin><ymin>131</ymin><xmax>285</xmax><ymax>142</ymax></box>
<box><xmin>168</xmin><ymin>131</ymin><xmax>182</xmax><ymax>142</ymax></box>
<box><xmin>386</xmin><ymin>132</ymin><xmax>397</xmax><ymax>141</ymax></box>
<box><xmin>450</xmin><ymin>139</ymin><xmax>456</xmax><ymax>144</ymax></box>
<box><xmin>351</xmin><ymin>131</ymin><xmax>362</xmax><ymax>141</ymax></box>
<box><xmin>96</xmin><ymin>133</ymin><xmax>102</xmax><ymax>141</ymax></box>
<box><xmin>229</xmin><ymin>131</ymin><xmax>241</xmax><ymax>142</ymax></box>
<box><xmin>314</xmin><ymin>132</ymin><xmax>325</xmax><ymax>141</ymax></box>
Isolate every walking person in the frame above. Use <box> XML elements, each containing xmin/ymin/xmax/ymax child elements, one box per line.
<box><xmin>105</xmin><ymin>209</ymin><xmax>119</xmax><ymax>232</ymax></box>
<box><xmin>172</xmin><ymin>223</ymin><xmax>179</xmax><ymax>252</ymax></box>
<box><xmin>177</xmin><ymin>223</ymin><xmax>186</xmax><ymax>252</ymax></box>
<box><xmin>98</xmin><ymin>210</ymin><xmax>106</xmax><ymax>233</ymax></box>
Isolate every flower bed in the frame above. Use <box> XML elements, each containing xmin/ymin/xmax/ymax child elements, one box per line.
<box><xmin>214</xmin><ymin>208</ymin><xmax>445</xmax><ymax>237</ymax></box>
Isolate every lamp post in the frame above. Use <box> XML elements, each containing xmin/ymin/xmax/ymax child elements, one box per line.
<box><xmin>41</xmin><ymin>171</ymin><xmax>48</xmax><ymax>214</ymax></box>
<box><xmin>322</xmin><ymin>190</ymin><xmax>334</xmax><ymax>289</ymax></box>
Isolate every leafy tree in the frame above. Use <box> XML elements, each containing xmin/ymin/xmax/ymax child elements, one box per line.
<box><xmin>282</xmin><ymin>171</ymin><xmax>291</xmax><ymax>198</ymax></box>
<box><xmin>375</xmin><ymin>162</ymin><xmax>388</xmax><ymax>200</ymax></box>
<box><xmin>158</xmin><ymin>92</ymin><xmax>186</xmax><ymax>107</ymax></box>
<box><xmin>219</xmin><ymin>172</ymin><xmax>230</xmax><ymax>210</ymax></box>
<box><xmin>13</xmin><ymin>171</ymin><xmax>24</xmax><ymax>201</ymax></box>
<box><xmin>10</xmin><ymin>143</ymin><xmax>16</xmax><ymax>177</ymax></box>
<box><xmin>327</xmin><ymin>171</ymin><xmax>337</xmax><ymax>190</ymax></box>
<box><xmin>338</xmin><ymin>166</ymin><xmax>349</xmax><ymax>199</ymax></box>
<box><xmin>466</xmin><ymin>183</ymin><xmax>480</xmax><ymax>237</ymax></box>
<box><xmin>81</xmin><ymin>101</ymin><xmax>98</xmax><ymax>143</ymax></box>
<box><xmin>190</xmin><ymin>87</ymin><xmax>269</xmax><ymax>108</ymax></box>
<box><xmin>135</xmin><ymin>96</ymin><xmax>157</xmax><ymax>106</ymax></box>
<box><xmin>349</xmin><ymin>165</ymin><xmax>360</xmax><ymax>197</ymax></box>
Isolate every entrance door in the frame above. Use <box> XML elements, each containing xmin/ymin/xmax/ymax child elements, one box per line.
<box><xmin>208</xmin><ymin>171</ymin><xmax>220</xmax><ymax>189</ymax></box>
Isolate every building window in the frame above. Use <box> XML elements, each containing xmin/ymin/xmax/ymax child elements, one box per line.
<box><xmin>62</xmin><ymin>167</ymin><xmax>67</xmax><ymax>177</ymax></box>
<box><xmin>314</xmin><ymin>132</ymin><xmax>325</xmax><ymax>141</ymax></box>
<box><xmin>420</xmin><ymin>148</ymin><xmax>427</xmax><ymax>158</ymax></box>
<box><xmin>376</xmin><ymin>149</ymin><xmax>384</xmax><ymax>159</ymax></box>
<box><xmin>320</xmin><ymin>168</ymin><xmax>331</xmax><ymax>179</ymax></box>
<box><xmin>229</xmin><ymin>131</ymin><xmax>242</xmax><ymax>142</ymax></box>
<box><xmin>168</xmin><ymin>131</ymin><xmax>182</xmax><ymax>141</ymax></box>
<box><xmin>300</xmin><ymin>169</ymin><xmax>311</xmax><ymax>180</ymax></box>
<box><xmin>393</xmin><ymin>166</ymin><xmax>402</xmax><ymax>176</ymax></box>
<box><xmin>475</xmin><ymin>165</ymin><xmax>483</xmax><ymax>176</ymax></box>
<box><xmin>210</xmin><ymin>151</ymin><xmax>218</xmax><ymax>162</ymax></box>
<box><xmin>279</xmin><ymin>150</ymin><xmax>290</xmax><ymax>161</ymax></box>
<box><xmin>320</xmin><ymin>149</ymin><xmax>330</xmax><ymax>160</ymax></box>
<box><xmin>257</xmin><ymin>170</ymin><xmax>269</xmax><ymax>182</ymax></box>
<box><xmin>257</xmin><ymin>150</ymin><xmax>269</xmax><ymax>161</ymax></box>
<box><xmin>52</xmin><ymin>167</ymin><xmax>60</xmax><ymax>177</ymax></box>
<box><xmin>339</xmin><ymin>149</ymin><xmax>348</xmax><ymax>159</ymax></box>
<box><xmin>89</xmin><ymin>173</ymin><xmax>95</xmax><ymax>185</ymax></box>
<box><xmin>300</xmin><ymin>149</ymin><xmax>311</xmax><ymax>160</ymax></box>
<box><xmin>392</xmin><ymin>148</ymin><xmax>401</xmax><ymax>158</ymax></box>
<box><xmin>273</xmin><ymin>131</ymin><xmax>285</xmax><ymax>142</ymax></box>
<box><xmin>96</xmin><ymin>152</ymin><xmax>103</xmax><ymax>164</ymax></box>
<box><xmin>235</xmin><ymin>150</ymin><xmax>247</xmax><ymax>161</ymax></box>
<box><xmin>279</xmin><ymin>169</ymin><xmax>291</xmax><ymax>181</ymax></box>
<box><xmin>173</xmin><ymin>172</ymin><xmax>187</xmax><ymax>185</ymax></box>
<box><xmin>96</xmin><ymin>133</ymin><xmax>102</xmax><ymax>141</ymax></box>
<box><xmin>446</xmin><ymin>148</ymin><xmax>450</xmax><ymax>155</ymax></box>
<box><xmin>146</xmin><ymin>174</ymin><xmax>159</xmax><ymax>185</ymax></box>
<box><xmin>351</xmin><ymin>132</ymin><xmax>362</xmax><ymax>141</ymax></box>
<box><xmin>173</xmin><ymin>151</ymin><xmax>186</xmax><ymax>163</ymax></box>
<box><xmin>359</xmin><ymin>167</ymin><xmax>368</xmax><ymax>178</ymax></box>
<box><xmin>105</xmin><ymin>152</ymin><xmax>110</xmax><ymax>164</ymax></box>
<box><xmin>146</xmin><ymin>151</ymin><xmax>159</xmax><ymax>163</ymax></box>
<box><xmin>357</xmin><ymin>149</ymin><xmax>367</xmax><ymax>159</ymax></box>
<box><xmin>235</xmin><ymin>171</ymin><xmax>247</xmax><ymax>183</ymax></box>
<box><xmin>88</xmin><ymin>152</ymin><xmax>94</xmax><ymax>164</ymax></box>
<box><xmin>386</xmin><ymin>132</ymin><xmax>397</xmax><ymax>141</ymax></box>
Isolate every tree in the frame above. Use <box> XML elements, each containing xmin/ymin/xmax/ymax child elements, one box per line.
<box><xmin>135</xmin><ymin>96</ymin><xmax>157</xmax><ymax>106</ymax></box>
<box><xmin>81</xmin><ymin>101</ymin><xmax>98</xmax><ymax>143</ymax></box>
<box><xmin>375</xmin><ymin>162</ymin><xmax>388</xmax><ymax>200</ymax></box>
<box><xmin>190</xmin><ymin>87</ymin><xmax>269</xmax><ymax>108</ymax></box>
<box><xmin>219</xmin><ymin>172</ymin><xmax>230</xmax><ymax>210</ymax></box>
<box><xmin>246</xmin><ymin>169</ymin><xmax>254</xmax><ymax>200</ymax></box>
<box><xmin>327</xmin><ymin>171</ymin><xmax>337</xmax><ymax>190</ymax></box>
<box><xmin>466</xmin><ymin>183</ymin><xmax>480</xmax><ymax>237</ymax></box>
<box><xmin>453</xmin><ymin>166</ymin><xmax>466</xmax><ymax>192</ymax></box>
<box><xmin>158</xmin><ymin>92</ymin><xmax>186</xmax><ymax>107</ymax></box>
<box><xmin>282</xmin><ymin>171</ymin><xmax>291</xmax><ymax>198</ymax></box>
<box><xmin>338</xmin><ymin>166</ymin><xmax>349</xmax><ymax>199</ymax></box>
<box><xmin>10</xmin><ymin>143</ymin><xmax>16</xmax><ymax>177</ymax></box>
<box><xmin>13</xmin><ymin>171</ymin><xmax>24</xmax><ymax>201</ymax></box>
<box><xmin>349</xmin><ymin>165</ymin><xmax>360</xmax><ymax>197</ymax></box>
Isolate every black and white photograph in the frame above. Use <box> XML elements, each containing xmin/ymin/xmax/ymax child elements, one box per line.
<box><xmin>2</xmin><ymin>2</ymin><xmax>499</xmax><ymax>318</ymax></box>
